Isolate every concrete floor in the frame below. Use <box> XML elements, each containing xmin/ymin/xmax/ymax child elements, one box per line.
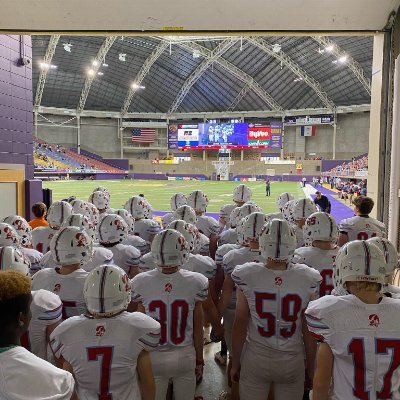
<box><xmin>196</xmin><ymin>342</ymin><xmax>228</xmax><ymax>400</ymax></box>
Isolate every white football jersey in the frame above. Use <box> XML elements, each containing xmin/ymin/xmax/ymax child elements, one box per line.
<box><xmin>122</xmin><ymin>235</ymin><xmax>149</xmax><ymax>255</ymax></box>
<box><xmin>293</xmin><ymin>246</ymin><xmax>338</xmax><ymax>297</ymax></box>
<box><xmin>294</xmin><ymin>225</ymin><xmax>305</xmax><ymax>248</ymax></box>
<box><xmin>22</xmin><ymin>289</ymin><xmax>62</xmax><ymax>360</ymax></box>
<box><xmin>161</xmin><ymin>212</ymin><xmax>174</xmax><ymax>229</ymax></box>
<box><xmin>196</xmin><ymin>215</ymin><xmax>220</xmax><ymax>238</ymax></box>
<box><xmin>218</xmin><ymin>228</ymin><xmax>237</xmax><ymax>246</ymax></box>
<box><xmin>50</xmin><ymin>312</ymin><xmax>161</xmax><ymax>400</ymax></box>
<box><xmin>32</xmin><ymin>268</ymin><xmax>88</xmax><ymax>319</ymax></box>
<box><xmin>184</xmin><ymin>254</ymin><xmax>217</xmax><ymax>280</ymax></box>
<box><xmin>31</xmin><ymin>226</ymin><xmax>57</xmax><ymax>254</ymax></box>
<box><xmin>104</xmin><ymin>244</ymin><xmax>141</xmax><ymax>274</ymax></box>
<box><xmin>131</xmin><ymin>269</ymin><xmax>208</xmax><ymax>351</ymax></box>
<box><xmin>339</xmin><ymin>215</ymin><xmax>386</xmax><ymax>242</ymax></box>
<box><xmin>0</xmin><ymin>347</ymin><xmax>74</xmax><ymax>400</ymax></box>
<box><xmin>232</xmin><ymin>262</ymin><xmax>321</xmax><ymax>352</ymax></box>
<box><xmin>21</xmin><ymin>247</ymin><xmax>43</xmax><ymax>274</ymax></box>
<box><xmin>306</xmin><ymin>295</ymin><xmax>400</xmax><ymax>400</ymax></box>
<box><xmin>139</xmin><ymin>252</ymin><xmax>157</xmax><ymax>273</ymax></box>
<box><xmin>216</xmin><ymin>243</ymin><xmax>242</xmax><ymax>266</ymax></box>
<box><xmin>133</xmin><ymin>219</ymin><xmax>161</xmax><ymax>243</ymax></box>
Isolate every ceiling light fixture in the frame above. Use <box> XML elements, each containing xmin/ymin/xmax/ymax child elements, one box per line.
<box><xmin>338</xmin><ymin>55</ymin><xmax>347</xmax><ymax>63</ymax></box>
<box><xmin>92</xmin><ymin>60</ymin><xmax>99</xmax><ymax>67</ymax></box>
<box><xmin>192</xmin><ymin>50</ymin><xmax>200</xmax><ymax>59</ymax></box>
<box><xmin>88</xmin><ymin>69</ymin><xmax>95</xmax><ymax>76</ymax></box>
<box><xmin>40</xmin><ymin>62</ymin><xmax>50</xmax><ymax>70</ymax></box>
<box><xmin>102</xmin><ymin>63</ymin><xmax>108</xmax><ymax>67</ymax></box>
<box><xmin>293</xmin><ymin>77</ymin><xmax>303</xmax><ymax>82</ymax></box>
<box><xmin>63</xmin><ymin>43</ymin><xmax>72</xmax><ymax>52</ymax></box>
<box><xmin>325</xmin><ymin>45</ymin><xmax>334</xmax><ymax>52</ymax></box>
<box><xmin>97</xmin><ymin>72</ymin><xmax>104</xmax><ymax>76</ymax></box>
<box><xmin>119</xmin><ymin>53</ymin><xmax>126</xmax><ymax>62</ymax></box>
<box><xmin>131</xmin><ymin>83</ymin><xmax>145</xmax><ymax>90</ymax></box>
<box><xmin>332</xmin><ymin>60</ymin><xmax>338</xmax><ymax>64</ymax></box>
<box><xmin>272</xmin><ymin>44</ymin><xmax>281</xmax><ymax>53</ymax></box>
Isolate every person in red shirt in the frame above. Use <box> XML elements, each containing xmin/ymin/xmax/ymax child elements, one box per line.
<box><xmin>29</xmin><ymin>203</ymin><xmax>49</xmax><ymax>229</ymax></box>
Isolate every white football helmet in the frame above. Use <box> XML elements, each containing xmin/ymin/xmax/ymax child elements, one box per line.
<box><xmin>173</xmin><ymin>205</ymin><xmax>197</xmax><ymax>225</ymax></box>
<box><xmin>2</xmin><ymin>215</ymin><xmax>32</xmax><ymax>246</ymax></box>
<box><xmin>292</xmin><ymin>199</ymin><xmax>318</xmax><ymax>221</ymax></box>
<box><xmin>93</xmin><ymin>187</ymin><xmax>110</xmax><ymax>198</ymax></box>
<box><xmin>238</xmin><ymin>202</ymin><xmax>262</xmax><ymax>222</ymax></box>
<box><xmin>0</xmin><ymin>246</ymin><xmax>30</xmax><ymax>275</ymax></box>
<box><xmin>229</xmin><ymin>207</ymin><xmax>242</xmax><ymax>228</ymax></box>
<box><xmin>187</xmin><ymin>190</ymin><xmax>209</xmax><ymax>212</ymax></box>
<box><xmin>237</xmin><ymin>212</ymin><xmax>268</xmax><ymax>244</ymax></box>
<box><xmin>303</xmin><ymin>212</ymin><xmax>338</xmax><ymax>243</ymax></box>
<box><xmin>276</xmin><ymin>193</ymin><xmax>295</xmax><ymax>211</ymax></box>
<box><xmin>84</xmin><ymin>264</ymin><xmax>131</xmax><ymax>317</ymax></box>
<box><xmin>47</xmin><ymin>201</ymin><xmax>73</xmax><ymax>228</ymax></box>
<box><xmin>233</xmin><ymin>184</ymin><xmax>252</xmax><ymax>203</ymax></box>
<box><xmin>259</xmin><ymin>219</ymin><xmax>296</xmax><ymax>261</ymax></box>
<box><xmin>333</xmin><ymin>240</ymin><xmax>386</xmax><ymax>290</ymax></box>
<box><xmin>282</xmin><ymin>199</ymin><xmax>296</xmax><ymax>224</ymax></box>
<box><xmin>71</xmin><ymin>199</ymin><xmax>91</xmax><ymax>217</ymax></box>
<box><xmin>97</xmin><ymin>214</ymin><xmax>128</xmax><ymax>244</ymax></box>
<box><xmin>0</xmin><ymin>223</ymin><xmax>20</xmax><ymax>247</ymax></box>
<box><xmin>168</xmin><ymin>220</ymin><xmax>199</xmax><ymax>253</ymax></box>
<box><xmin>151</xmin><ymin>229</ymin><xmax>190</xmax><ymax>267</ymax></box>
<box><xmin>367</xmin><ymin>237</ymin><xmax>398</xmax><ymax>278</ymax></box>
<box><xmin>111</xmin><ymin>209</ymin><xmax>135</xmax><ymax>234</ymax></box>
<box><xmin>50</xmin><ymin>226</ymin><xmax>93</xmax><ymax>266</ymax></box>
<box><xmin>89</xmin><ymin>191</ymin><xmax>109</xmax><ymax>211</ymax></box>
<box><xmin>170</xmin><ymin>193</ymin><xmax>187</xmax><ymax>211</ymax></box>
<box><xmin>142</xmin><ymin>200</ymin><xmax>153</xmax><ymax>219</ymax></box>
<box><xmin>61</xmin><ymin>214</ymin><xmax>96</xmax><ymax>242</ymax></box>
<box><xmin>87</xmin><ymin>203</ymin><xmax>100</xmax><ymax>225</ymax></box>
<box><xmin>124</xmin><ymin>196</ymin><xmax>147</xmax><ymax>220</ymax></box>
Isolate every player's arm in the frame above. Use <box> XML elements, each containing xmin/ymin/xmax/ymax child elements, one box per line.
<box><xmin>193</xmin><ymin>301</ymin><xmax>204</xmax><ymax>363</ymax></box>
<box><xmin>202</xmin><ymin>279</ymin><xmax>224</xmax><ymax>342</ymax></box>
<box><xmin>217</xmin><ymin>273</ymin><xmax>234</xmax><ymax>317</ymax></box>
<box><xmin>231</xmin><ymin>288</ymin><xmax>249</xmax><ymax>383</ymax></box>
<box><xmin>312</xmin><ymin>342</ymin><xmax>334</xmax><ymax>400</ymax></box>
<box><xmin>337</xmin><ymin>232</ymin><xmax>348</xmax><ymax>247</ymax></box>
<box><xmin>209</xmin><ymin>233</ymin><xmax>218</xmax><ymax>260</ymax></box>
<box><xmin>128</xmin><ymin>266</ymin><xmax>140</xmax><ymax>279</ymax></box>
<box><xmin>137</xmin><ymin>350</ymin><xmax>155</xmax><ymax>400</ymax></box>
<box><xmin>302</xmin><ymin>312</ymin><xmax>317</xmax><ymax>389</ymax></box>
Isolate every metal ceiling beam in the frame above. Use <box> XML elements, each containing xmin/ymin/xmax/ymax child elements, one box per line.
<box><xmin>120</xmin><ymin>41</ymin><xmax>169</xmax><ymax>115</ymax></box>
<box><xmin>168</xmin><ymin>38</ymin><xmax>238</xmax><ymax>113</ymax></box>
<box><xmin>34</xmin><ymin>35</ymin><xmax>60</xmax><ymax>108</ymax></box>
<box><xmin>77</xmin><ymin>36</ymin><xmax>117</xmax><ymax>112</ymax></box>
<box><xmin>176</xmin><ymin>41</ymin><xmax>283</xmax><ymax>112</ymax></box>
<box><xmin>228</xmin><ymin>83</ymin><xmax>252</xmax><ymax>111</ymax></box>
<box><xmin>312</xmin><ymin>36</ymin><xmax>371</xmax><ymax>96</ymax></box>
<box><xmin>247</xmin><ymin>36</ymin><xmax>336</xmax><ymax>111</ymax></box>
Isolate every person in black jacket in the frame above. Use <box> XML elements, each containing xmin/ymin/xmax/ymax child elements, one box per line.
<box><xmin>314</xmin><ymin>191</ymin><xmax>331</xmax><ymax>213</ymax></box>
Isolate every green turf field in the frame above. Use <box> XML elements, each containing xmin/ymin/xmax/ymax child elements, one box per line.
<box><xmin>43</xmin><ymin>180</ymin><xmax>305</xmax><ymax>213</ymax></box>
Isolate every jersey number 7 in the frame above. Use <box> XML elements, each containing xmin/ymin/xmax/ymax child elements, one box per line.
<box><xmin>349</xmin><ymin>338</ymin><xmax>400</xmax><ymax>399</ymax></box>
<box><xmin>255</xmin><ymin>293</ymin><xmax>302</xmax><ymax>338</ymax></box>
<box><xmin>87</xmin><ymin>346</ymin><xmax>114</xmax><ymax>400</ymax></box>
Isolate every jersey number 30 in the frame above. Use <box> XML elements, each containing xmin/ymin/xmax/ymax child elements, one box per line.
<box><xmin>349</xmin><ymin>338</ymin><xmax>400</xmax><ymax>399</ymax></box>
<box><xmin>255</xmin><ymin>293</ymin><xmax>302</xmax><ymax>338</ymax></box>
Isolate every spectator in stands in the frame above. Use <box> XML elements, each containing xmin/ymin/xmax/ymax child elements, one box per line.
<box><xmin>28</xmin><ymin>203</ymin><xmax>49</xmax><ymax>229</ymax></box>
<box><xmin>314</xmin><ymin>191</ymin><xmax>331</xmax><ymax>213</ymax></box>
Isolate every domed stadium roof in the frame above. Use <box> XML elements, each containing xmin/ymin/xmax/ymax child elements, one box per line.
<box><xmin>32</xmin><ymin>35</ymin><xmax>373</xmax><ymax>114</ymax></box>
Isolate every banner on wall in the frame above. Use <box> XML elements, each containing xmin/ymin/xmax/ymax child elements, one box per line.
<box><xmin>247</xmin><ymin>126</ymin><xmax>271</xmax><ymax>146</ymax></box>
<box><xmin>167</xmin><ymin>124</ymin><xmax>178</xmax><ymax>149</ymax></box>
<box><xmin>285</xmin><ymin>115</ymin><xmax>334</xmax><ymax>125</ymax></box>
<box><xmin>270</xmin><ymin>121</ymin><xmax>283</xmax><ymax>149</ymax></box>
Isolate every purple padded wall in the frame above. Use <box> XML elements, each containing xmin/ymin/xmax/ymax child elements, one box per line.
<box><xmin>0</xmin><ymin>35</ymin><xmax>34</xmax><ymax>180</ymax></box>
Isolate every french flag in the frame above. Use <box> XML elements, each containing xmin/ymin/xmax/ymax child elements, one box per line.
<box><xmin>300</xmin><ymin>126</ymin><xmax>316</xmax><ymax>136</ymax></box>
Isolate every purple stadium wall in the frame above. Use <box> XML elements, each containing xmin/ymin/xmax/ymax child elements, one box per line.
<box><xmin>0</xmin><ymin>35</ymin><xmax>42</xmax><ymax>218</ymax></box>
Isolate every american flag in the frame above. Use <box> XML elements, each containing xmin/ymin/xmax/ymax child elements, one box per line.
<box><xmin>131</xmin><ymin>128</ymin><xmax>156</xmax><ymax>143</ymax></box>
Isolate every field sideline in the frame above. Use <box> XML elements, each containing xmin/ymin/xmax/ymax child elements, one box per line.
<box><xmin>43</xmin><ymin>179</ymin><xmax>305</xmax><ymax>214</ymax></box>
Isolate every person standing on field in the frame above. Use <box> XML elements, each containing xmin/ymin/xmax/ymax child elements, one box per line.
<box><xmin>265</xmin><ymin>180</ymin><xmax>271</xmax><ymax>197</ymax></box>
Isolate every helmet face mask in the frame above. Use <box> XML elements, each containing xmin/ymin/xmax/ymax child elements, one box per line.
<box><xmin>84</xmin><ymin>265</ymin><xmax>131</xmax><ymax>317</ymax></box>
<box><xmin>151</xmin><ymin>229</ymin><xmax>190</xmax><ymax>268</ymax></box>
<box><xmin>233</xmin><ymin>184</ymin><xmax>252</xmax><ymax>203</ymax></box>
<box><xmin>50</xmin><ymin>227</ymin><xmax>93</xmax><ymax>266</ymax></box>
<box><xmin>47</xmin><ymin>201</ymin><xmax>73</xmax><ymax>228</ymax></box>
<box><xmin>0</xmin><ymin>246</ymin><xmax>30</xmax><ymax>275</ymax></box>
<box><xmin>259</xmin><ymin>219</ymin><xmax>296</xmax><ymax>261</ymax></box>
<box><xmin>172</xmin><ymin>205</ymin><xmax>197</xmax><ymax>225</ymax></box>
<box><xmin>97</xmin><ymin>215</ymin><xmax>128</xmax><ymax>244</ymax></box>
<box><xmin>2</xmin><ymin>215</ymin><xmax>32</xmax><ymax>247</ymax></box>
<box><xmin>333</xmin><ymin>240</ymin><xmax>386</xmax><ymax>292</ymax></box>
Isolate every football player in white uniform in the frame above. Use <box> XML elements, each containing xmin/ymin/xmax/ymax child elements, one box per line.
<box><xmin>219</xmin><ymin>212</ymin><xmax>267</xmax><ymax>400</ymax></box>
<box><xmin>131</xmin><ymin>229</ymin><xmax>208</xmax><ymax>400</ymax></box>
<box><xmin>0</xmin><ymin>246</ymin><xmax>63</xmax><ymax>361</ymax></box>
<box><xmin>218</xmin><ymin>207</ymin><xmax>241</xmax><ymax>246</ymax></box>
<box><xmin>2</xmin><ymin>215</ymin><xmax>44</xmax><ymax>274</ymax></box>
<box><xmin>276</xmin><ymin>192</ymin><xmax>295</xmax><ymax>215</ymax></box>
<box><xmin>0</xmin><ymin>270</ymin><xmax>75</xmax><ymax>399</ymax></box>
<box><xmin>125</xmin><ymin>196</ymin><xmax>161</xmax><ymax>244</ymax></box>
<box><xmin>338</xmin><ymin>196</ymin><xmax>386</xmax><ymax>246</ymax></box>
<box><xmin>293</xmin><ymin>212</ymin><xmax>339</xmax><ymax>297</ymax></box>
<box><xmin>231</xmin><ymin>219</ymin><xmax>321</xmax><ymax>400</ymax></box>
<box><xmin>88</xmin><ymin>190</ymin><xmax>110</xmax><ymax>216</ymax></box>
<box><xmin>306</xmin><ymin>240</ymin><xmax>400</xmax><ymax>400</ymax></box>
<box><xmin>32</xmin><ymin>226</ymin><xmax>92</xmax><ymax>319</ymax></box>
<box><xmin>292</xmin><ymin>198</ymin><xmax>318</xmax><ymax>248</ymax></box>
<box><xmin>32</xmin><ymin>201</ymin><xmax>73</xmax><ymax>254</ymax></box>
<box><xmin>50</xmin><ymin>264</ymin><xmax>160</xmax><ymax>400</ymax></box>
<box><xmin>40</xmin><ymin>214</ymin><xmax>114</xmax><ymax>272</ymax></box>
<box><xmin>162</xmin><ymin>193</ymin><xmax>187</xmax><ymax>229</ymax></box>
<box><xmin>97</xmin><ymin>214</ymin><xmax>141</xmax><ymax>278</ymax></box>
<box><xmin>188</xmin><ymin>190</ymin><xmax>220</xmax><ymax>259</ymax></box>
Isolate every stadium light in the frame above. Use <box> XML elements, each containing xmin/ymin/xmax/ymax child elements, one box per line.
<box><xmin>338</xmin><ymin>55</ymin><xmax>347</xmax><ymax>63</ymax></box>
<box><xmin>87</xmin><ymin>69</ymin><xmax>95</xmax><ymax>77</ymax></box>
<box><xmin>40</xmin><ymin>62</ymin><xmax>50</xmax><ymax>70</ymax></box>
<box><xmin>325</xmin><ymin>45</ymin><xmax>334</xmax><ymax>52</ymax></box>
<box><xmin>102</xmin><ymin>63</ymin><xmax>108</xmax><ymax>67</ymax></box>
<box><xmin>63</xmin><ymin>43</ymin><xmax>72</xmax><ymax>52</ymax></box>
<box><xmin>131</xmin><ymin>83</ymin><xmax>145</xmax><ymax>90</ymax></box>
<box><xmin>119</xmin><ymin>53</ymin><xmax>126</xmax><ymax>62</ymax></box>
<box><xmin>92</xmin><ymin>60</ymin><xmax>99</xmax><ymax>67</ymax></box>
<box><xmin>97</xmin><ymin>72</ymin><xmax>104</xmax><ymax>76</ymax></box>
